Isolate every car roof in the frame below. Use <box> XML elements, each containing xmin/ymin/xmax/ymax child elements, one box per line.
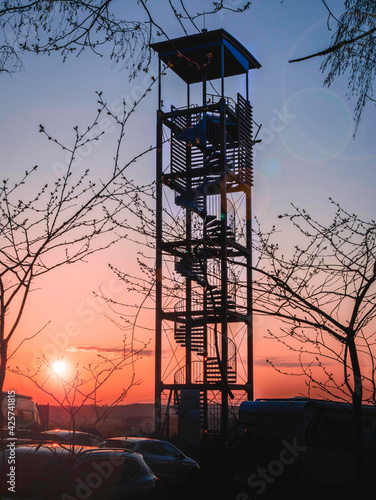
<box><xmin>239</xmin><ymin>397</ymin><xmax>376</xmax><ymax>417</ymax></box>
<box><xmin>1</xmin><ymin>444</ymin><xmax>142</xmax><ymax>466</ymax></box>
<box><xmin>105</xmin><ymin>437</ymin><xmax>184</xmax><ymax>452</ymax></box>
<box><xmin>76</xmin><ymin>448</ymin><xmax>142</xmax><ymax>462</ymax></box>
<box><xmin>107</xmin><ymin>437</ymin><xmax>165</xmax><ymax>443</ymax></box>
<box><xmin>44</xmin><ymin>429</ymin><xmax>97</xmax><ymax>436</ymax></box>
<box><xmin>3</xmin><ymin>444</ymin><xmax>85</xmax><ymax>459</ymax></box>
<box><xmin>2</xmin><ymin>391</ymin><xmax>33</xmax><ymax>400</ymax></box>
<box><xmin>42</xmin><ymin>429</ymin><xmax>103</xmax><ymax>440</ymax></box>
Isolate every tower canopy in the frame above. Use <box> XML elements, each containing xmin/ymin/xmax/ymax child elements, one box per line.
<box><xmin>151</xmin><ymin>28</ymin><xmax>261</xmax><ymax>84</ymax></box>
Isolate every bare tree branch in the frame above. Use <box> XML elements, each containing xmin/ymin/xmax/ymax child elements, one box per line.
<box><xmin>289</xmin><ymin>26</ymin><xmax>376</xmax><ymax>63</ymax></box>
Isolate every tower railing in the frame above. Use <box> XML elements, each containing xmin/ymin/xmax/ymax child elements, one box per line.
<box><xmin>173</xmin><ymin>336</ymin><xmax>237</xmax><ymax>385</ymax></box>
<box><xmin>174</xmin><ymin>290</ymin><xmax>204</xmax><ymax>314</ymax></box>
<box><xmin>206</xmin><ymin>93</ymin><xmax>237</xmax><ymax>114</ymax></box>
<box><xmin>174</xmin><ymin>361</ymin><xmax>203</xmax><ymax>385</ymax></box>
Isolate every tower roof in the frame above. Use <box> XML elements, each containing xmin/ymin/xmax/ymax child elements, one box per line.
<box><xmin>151</xmin><ymin>28</ymin><xmax>261</xmax><ymax>84</ymax></box>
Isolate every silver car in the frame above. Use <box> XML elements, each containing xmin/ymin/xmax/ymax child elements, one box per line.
<box><xmin>104</xmin><ymin>437</ymin><xmax>200</xmax><ymax>486</ymax></box>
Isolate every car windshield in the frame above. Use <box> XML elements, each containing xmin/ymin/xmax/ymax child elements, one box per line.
<box><xmin>160</xmin><ymin>443</ymin><xmax>182</xmax><ymax>458</ymax></box>
<box><xmin>46</xmin><ymin>432</ymin><xmax>103</xmax><ymax>447</ymax></box>
<box><xmin>73</xmin><ymin>434</ymin><xmax>103</xmax><ymax>446</ymax></box>
<box><xmin>139</xmin><ymin>442</ymin><xmax>164</xmax><ymax>455</ymax></box>
<box><xmin>89</xmin><ymin>436</ymin><xmax>103</xmax><ymax>447</ymax></box>
<box><xmin>108</xmin><ymin>439</ymin><xmax>137</xmax><ymax>451</ymax></box>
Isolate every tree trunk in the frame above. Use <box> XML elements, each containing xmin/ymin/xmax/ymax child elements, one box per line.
<box><xmin>0</xmin><ymin>339</ymin><xmax>7</xmax><ymax>396</ymax></box>
<box><xmin>0</xmin><ymin>339</ymin><xmax>8</xmax><ymax>440</ymax></box>
<box><xmin>348</xmin><ymin>337</ymin><xmax>364</xmax><ymax>491</ymax></box>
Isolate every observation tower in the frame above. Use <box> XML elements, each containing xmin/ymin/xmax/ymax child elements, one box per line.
<box><xmin>151</xmin><ymin>29</ymin><xmax>261</xmax><ymax>443</ymax></box>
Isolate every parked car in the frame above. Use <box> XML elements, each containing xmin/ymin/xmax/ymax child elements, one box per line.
<box><xmin>103</xmin><ymin>437</ymin><xmax>200</xmax><ymax>486</ymax></box>
<box><xmin>41</xmin><ymin>429</ymin><xmax>105</xmax><ymax>447</ymax></box>
<box><xmin>1</xmin><ymin>391</ymin><xmax>41</xmax><ymax>437</ymax></box>
<box><xmin>0</xmin><ymin>444</ymin><xmax>160</xmax><ymax>499</ymax></box>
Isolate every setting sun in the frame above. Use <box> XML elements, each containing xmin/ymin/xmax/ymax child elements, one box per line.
<box><xmin>52</xmin><ymin>360</ymin><xmax>67</xmax><ymax>375</ymax></box>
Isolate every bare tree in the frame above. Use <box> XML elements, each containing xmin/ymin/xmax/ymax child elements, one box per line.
<box><xmin>251</xmin><ymin>199</ymin><xmax>376</xmax><ymax>483</ymax></box>
<box><xmin>0</xmin><ymin>0</ymin><xmax>251</xmax><ymax>76</ymax></box>
<box><xmin>289</xmin><ymin>0</ymin><xmax>376</xmax><ymax>131</ymax></box>
<box><xmin>0</xmin><ymin>0</ymin><xmax>151</xmax><ymax>76</ymax></box>
<box><xmin>10</xmin><ymin>336</ymin><xmax>148</xmax><ymax>437</ymax></box>
<box><xmin>116</xmin><ymin>191</ymin><xmax>376</xmax><ymax>412</ymax></box>
<box><xmin>0</xmin><ymin>88</ymin><xmax>156</xmax><ymax>407</ymax></box>
<box><xmin>1</xmin><ymin>336</ymin><xmax>149</xmax><ymax>499</ymax></box>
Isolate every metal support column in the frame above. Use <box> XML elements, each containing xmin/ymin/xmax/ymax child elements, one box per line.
<box><xmin>220</xmin><ymin>92</ymin><xmax>229</xmax><ymax>440</ymax></box>
<box><xmin>246</xmin><ymin>188</ymin><xmax>253</xmax><ymax>400</ymax></box>
<box><xmin>155</xmin><ymin>59</ymin><xmax>163</xmax><ymax>436</ymax></box>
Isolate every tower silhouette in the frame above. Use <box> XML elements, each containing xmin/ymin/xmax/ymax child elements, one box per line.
<box><xmin>152</xmin><ymin>29</ymin><xmax>261</xmax><ymax>442</ymax></box>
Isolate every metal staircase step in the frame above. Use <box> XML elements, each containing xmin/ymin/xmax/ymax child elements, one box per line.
<box><xmin>205</xmin><ymin>214</ymin><xmax>217</xmax><ymax>222</ymax></box>
<box><xmin>204</xmin><ymin>289</ymin><xmax>236</xmax><ymax>312</ymax></box>
<box><xmin>205</xmin><ymin>218</ymin><xmax>235</xmax><ymax>242</ymax></box>
<box><xmin>206</xmin><ymin>357</ymin><xmax>237</xmax><ymax>383</ymax></box>
<box><xmin>174</xmin><ymin>120</ymin><xmax>205</xmax><ymax>145</ymax></box>
<box><xmin>175</xmin><ymin>256</ymin><xmax>206</xmax><ymax>286</ymax></box>
<box><xmin>174</xmin><ymin>324</ymin><xmax>205</xmax><ymax>354</ymax></box>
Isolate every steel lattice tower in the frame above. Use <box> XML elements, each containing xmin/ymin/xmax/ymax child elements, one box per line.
<box><xmin>151</xmin><ymin>29</ymin><xmax>261</xmax><ymax>443</ymax></box>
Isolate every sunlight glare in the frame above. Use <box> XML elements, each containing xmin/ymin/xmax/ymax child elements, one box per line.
<box><xmin>52</xmin><ymin>360</ymin><xmax>67</xmax><ymax>375</ymax></box>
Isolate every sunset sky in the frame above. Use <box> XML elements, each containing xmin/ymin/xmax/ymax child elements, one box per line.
<box><xmin>1</xmin><ymin>0</ymin><xmax>375</xmax><ymax>406</ymax></box>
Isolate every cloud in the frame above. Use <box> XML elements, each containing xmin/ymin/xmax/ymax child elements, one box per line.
<box><xmin>67</xmin><ymin>345</ymin><xmax>154</xmax><ymax>356</ymax></box>
<box><xmin>253</xmin><ymin>357</ymin><xmax>334</xmax><ymax>368</ymax></box>
<box><xmin>67</xmin><ymin>345</ymin><xmax>123</xmax><ymax>353</ymax></box>
<box><xmin>252</xmin><ymin>357</ymin><xmax>301</xmax><ymax>368</ymax></box>
<box><xmin>264</xmin><ymin>358</ymin><xmax>304</xmax><ymax>368</ymax></box>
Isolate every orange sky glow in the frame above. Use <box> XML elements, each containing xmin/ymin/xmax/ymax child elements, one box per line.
<box><xmin>2</xmin><ymin>1</ymin><xmax>376</xmax><ymax>411</ymax></box>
